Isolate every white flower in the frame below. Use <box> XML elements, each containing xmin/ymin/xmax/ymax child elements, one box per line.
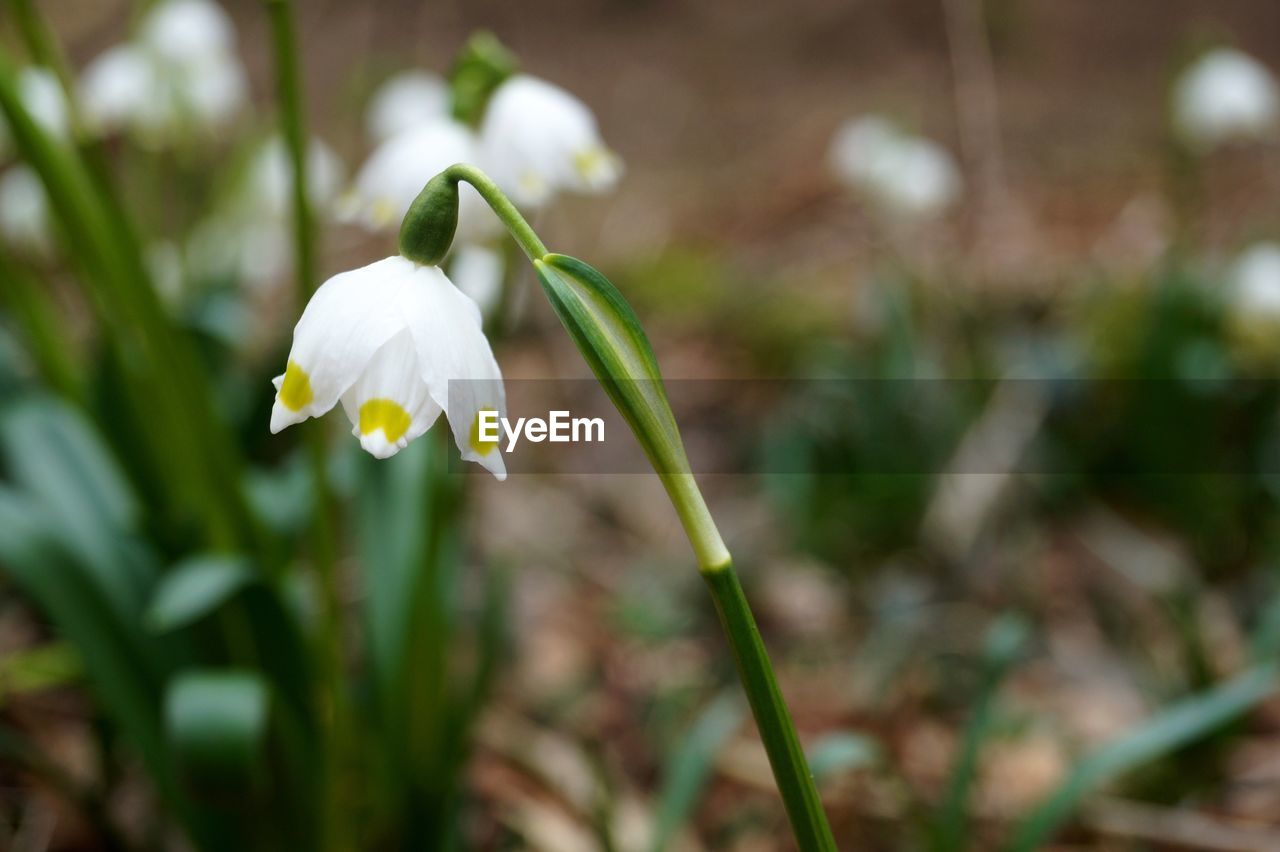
<box><xmin>179</xmin><ymin>52</ymin><xmax>247</xmax><ymax>132</ymax></box>
<box><xmin>829</xmin><ymin>116</ymin><xmax>961</xmax><ymax>219</ymax></box>
<box><xmin>80</xmin><ymin>46</ymin><xmax>156</xmax><ymax>136</ymax></box>
<box><xmin>139</xmin><ymin>0</ymin><xmax>237</xmax><ymax>68</ymax></box>
<box><xmin>1173</xmin><ymin>48</ymin><xmax>1279</xmax><ymax>149</ymax></box>
<box><xmin>478</xmin><ymin>74</ymin><xmax>622</xmax><ymax>208</ymax></box>
<box><xmin>1231</xmin><ymin>242</ymin><xmax>1280</xmax><ymax>319</ymax></box>
<box><xmin>448</xmin><ymin>244</ymin><xmax>505</xmax><ymax>318</ymax></box>
<box><xmin>0</xmin><ymin>67</ymin><xmax>71</xmax><ymax>157</ymax></box>
<box><xmin>366</xmin><ymin>70</ymin><xmax>449</xmax><ymax>144</ymax></box>
<box><xmin>342</xmin><ymin>117</ymin><xmax>497</xmax><ymax>243</ymax></box>
<box><xmin>77</xmin><ymin>0</ymin><xmax>246</xmax><ymax>146</ymax></box>
<box><xmin>245</xmin><ymin>134</ymin><xmax>345</xmax><ymax>220</ymax></box>
<box><xmin>270</xmin><ymin>256</ymin><xmax>507</xmax><ymax>474</ymax></box>
<box><xmin>187</xmin><ymin>215</ymin><xmax>289</xmax><ymax>291</ymax></box>
<box><xmin>0</xmin><ymin>166</ymin><xmax>51</xmax><ymax>253</ymax></box>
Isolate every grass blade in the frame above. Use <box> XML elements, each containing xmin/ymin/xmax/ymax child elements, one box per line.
<box><xmin>1006</xmin><ymin>665</ymin><xmax>1277</xmax><ymax>852</ymax></box>
<box><xmin>650</xmin><ymin>692</ymin><xmax>744</xmax><ymax>852</ymax></box>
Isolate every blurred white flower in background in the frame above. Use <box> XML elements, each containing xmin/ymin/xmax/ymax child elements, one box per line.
<box><xmin>79</xmin><ymin>0</ymin><xmax>247</xmax><ymax>146</ymax></box>
<box><xmin>0</xmin><ymin>165</ymin><xmax>51</xmax><ymax>254</ymax></box>
<box><xmin>342</xmin><ymin>117</ymin><xmax>498</xmax><ymax>243</ymax></box>
<box><xmin>1173</xmin><ymin>48</ymin><xmax>1279</xmax><ymax>150</ymax></box>
<box><xmin>79</xmin><ymin>46</ymin><xmax>156</xmax><ymax>136</ymax></box>
<box><xmin>829</xmin><ymin>116</ymin><xmax>961</xmax><ymax>220</ymax></box>
<box><xmin>478</xmin><ymin>75</ymin><xmax>622</xmax><ymax>208</ymax></box>
<box><xmin>188</xmin><ymin>134</ymin><xmax>345</xmax><ymax>292</ymax></box>
<box><xmin>365</xmin><ymin>71</ymin><xmax>450</xmax><ymax>144</ymax></box>
<box><xmin>448</xmin><ymin>244</ymin><xmax>505</xmax><ymax>318</ymax></box>
<box><xmin>16</xmin><ymin>68</ymin><xmax>70</xmax><ymax>140</ymax></box>
<box><xmin>244</xmin><ymin>134</ymin><xmax>346</xmax><ymax>220</ymax></box>
<box><xmin>1230</xmin><ymin>242</ymin><xmax>1280</xmax><ymax>319</ymax></box>
<box><xmin>138</xmin><ymin>0</ymin><xmax>237</xmax><ymax>65</ymax></box>
<box><xmin>0</xmin><ymin>67</ymin><xmax>72</xmax><ymax>157</ymax></box>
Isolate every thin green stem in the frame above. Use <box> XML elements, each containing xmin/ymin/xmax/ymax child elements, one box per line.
<box><xmin>7</xmin><ymin>0</ymin><xmax>77</xmax><ymax>128</ymax></box>
<box><xmin>265</xmin><ymin>0</ymin><xmax>319</xmax><ymax>307</ymax></box>
<box><xmin>263</xmin><ymin>3</ymin><xmax>344</xmax><ymax>850</ymax></box>
<box><xmin>454</xmin><ymin>164</ymin><xmax>836</xmax><ymax>849</ymax></box>
<box><xmin>443</xmin><ymin>163</ymin><xmax>548</xmax><ymax>261</ymax></box>
<box><xmin>684</xmin><ymin>513</ymin><xmax>837</xmax><ymax>851</ymax></box>
<box><xmin>0</xmin><ymin>251</ymin><xmax>81</xmax><ymax>401</ymax></box>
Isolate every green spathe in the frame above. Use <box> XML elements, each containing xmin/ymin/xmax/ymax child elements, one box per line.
<box><xmin>399</xmin><ymin>172</ymin><xmax>459</xmax><ymax>266</ymax></box>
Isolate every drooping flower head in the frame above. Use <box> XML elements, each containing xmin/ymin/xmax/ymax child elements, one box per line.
<box><xmin>829</xmin><ymin>116</ymin><xmax>961</xmax><ymax>220</ymax></box>
<box><xmin>138</xmin><ymin>0</ymin><xmax>238</xmax><ymax>66</ymax></box>
<box><xmin>365</xmin><ymin>70</ymin><xmax>450</xmax><ymax>144</ymax></box>
<box><xmin>341</xmin><ymin>117</ymin><xmax>497</xmax><ymax>243</ymax></box>
<box><xmin>478</xmin><ymin>74</ymin><xmax>622</xmax><ymax>209</ymax></box>
<box><xmin>1173</xmin><ymin>48</ymin><xmax>1279</xmax><ymax>150</ymax></box>
<box><xmin>270</xmin><ymin>256</ymin><xmax>506</xmax><ymax>475</ymax></box>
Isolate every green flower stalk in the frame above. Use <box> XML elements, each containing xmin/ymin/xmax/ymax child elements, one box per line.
<box><xmin>401</xmin><ymin>164</ymin><xmax>838</xmax><ymax>850</ymax></box>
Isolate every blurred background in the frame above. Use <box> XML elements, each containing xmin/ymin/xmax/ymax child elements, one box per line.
<box><xmin>3</xmin><ymin>0</ymin><xmax>1280</xmax><ymax>849</ymax></box>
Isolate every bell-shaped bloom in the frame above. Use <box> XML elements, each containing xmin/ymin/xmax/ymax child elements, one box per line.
<box><xmin>139</xmin><ymin>0</ymin><xmax>237</xmax><ymax>67</ymax></box>
<box><xmin>1231</xmin><ymin>242</ymin><xmax>1280</xmax><ymax>319</ymax></box>
<box><xmin>79</xmin><ymin>46</ymin><xmax>156</xmax><ymax>136</ymax></box>
<box><xmin>1173</xmin><ymin>48</ymin><xmax>1279</xmax><ymax>150</ymax></box>
<box><xmin>0</xmin><ymin>166</ymin><xmax>51</xmax><ymax>254</ymax></box>
<box><xmin>829</xmin><ymin>116</ymin><xmax>961</xmax><ymax>220</ymax></box>
<box><xmin>341</xmin><ymin>117</ymin><xmax>498</xmax><ymax>244</ymax></box>
<box><xmin>366</xmin><ymin>70</ymin><xmax>449</xmax><ymax>144</ymax></box>
<box><xmin>478</xmin><ymin>74</ymin><xmax>622</xmax><ymax>209</ymax></box>
<box><xmin>270</xmin><ymin>256</ymin><xmax>507</xmax><ymax>476</ymax></box>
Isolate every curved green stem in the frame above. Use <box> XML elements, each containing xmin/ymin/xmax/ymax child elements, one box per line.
<box><xmin>458</xmin><ymin>169</ymin><xmax>837</xmax><ymax>849</ymax></box>
<box><xmin>443</xmin><ymin>163</ymin><xmax>548</xmax><ymax>261</ymax></box>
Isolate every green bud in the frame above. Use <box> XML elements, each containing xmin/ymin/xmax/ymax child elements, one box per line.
<box><xmin>398</xmin><ymin>172</ymin><xmax>459</xmax><ymax>266</ymax></box>
<box><xmin>449</xmin><ymin>31</ymin><xmax>518</xmax><ymax>126</ymax></box>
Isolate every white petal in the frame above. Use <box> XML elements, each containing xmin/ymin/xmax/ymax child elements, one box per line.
<box><xmin>339</xmin><ymin>329</ymin><xmax>441</xmax><ymax>458</ymax></box>
<box><xmin>365</xmin><ymin>70</ymin><xmax>450</xmax><ymax>144</ymax></box>
<box><xmin>270</xmin><ymin>256</ymin><xmax>419</xmax><ymax>433</ymax></box>
<box><xmin>181</xmin><ymin>53</ymin><xmax>247</xmax><ymax>130</ymax></box>
<box><xmin>246</xmin><ymin>134</ymin><xmax>346</xmax><ymax>220</ymax></box>
<box><xmin>140</xmin><ymin>0</ymin><xmax>237</xmax><ymax>66</ymax></box>
<box><xmin>345</xmin><ymin>118</ymin><xmax>498</xmax><ymax>243</ymax></box>
<box><xmin>448</xmin><ymin>245</ymin><xmax>505</xmax><ymax>319</ymax></box>
<box><xmin>18</xmin><ymin>68</ymin><xmax>70</xmax><ymax>141</ymax></box>
<box><xmin>1174</xmin><ymin>49</ymin><xmax>1279</xmax><ymax>148</ymax></box>
<box><xmin>828</xmin><ymin>115</ymin><xmax>960</xmax><ymax>219</ymax></box>
<box><xmin>478</xmin><ymin>74</ymin><xmax>620</xmax><ymax>208</ymax></box>
<box><xmin>79</xmin><ymin>45</ymin><xmax>156</xmax><ymax>135</ymax></box>
<box><xmin>1233</xmin><ymin>242</ymin><xmax>1280</xmax><ymax>319</ymax></box>
<box><xmin>400</xmin><ymin>264</ymin><xmax>507</xmax><ymax>479</ymax></box>
<box><xmin>0</xmin><ymin>165</ymin><xmax>50</xmax><ymax>253</ymax></box>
